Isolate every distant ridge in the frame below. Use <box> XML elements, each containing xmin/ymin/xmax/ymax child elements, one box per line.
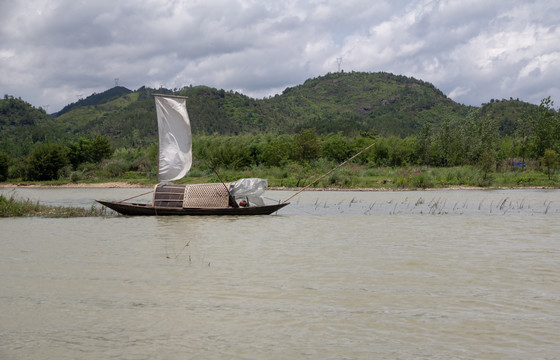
<box><xmin>53</xmin><ymin>86</ymin><xmax>132</xmax><ymax>117</ymax></box>
<box><xmin>1</xmin><ymin>72</ymin><xmax>540</xmax><ymax>155</ymax></box>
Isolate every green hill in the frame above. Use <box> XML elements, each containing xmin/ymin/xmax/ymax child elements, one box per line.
<box><xmin>260</xmin><ymin>72</ymin><xmax>470</xmax><ymax>136</ymax></box>
<box><xmin>1</xmin><ymin>72</ymin><xmax>540</xmax><ymax>157</ymax></box>
<box><xmin>0</xmin><ymin>95</ymin><xmax>58</xmax><ymax>157</ymax></box>
<box><xmin>477</xmin><ymin>98</ymin><xmax>537</xmax><ymax>136</ymax></box>
<box><xmin>53</xmin><ymin>86</ymin><xmax>133</xmax><ymax>117</ymax></box>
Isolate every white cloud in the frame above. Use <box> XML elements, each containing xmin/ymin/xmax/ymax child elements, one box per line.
<box><xmin>0</xmin><ymin>0</ymin><xmax>558</xmax><ymax>112</ymax></box>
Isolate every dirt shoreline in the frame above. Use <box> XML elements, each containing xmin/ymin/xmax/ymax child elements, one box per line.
<box><xmin>0</xmin><ymin>182</ymin><xmax>553</xmax><ymax>191</ymax></box>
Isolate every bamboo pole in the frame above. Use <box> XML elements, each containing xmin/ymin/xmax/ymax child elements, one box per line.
<box><xmin>118</xmin><ymin>189</ymin><xmax>154</xmax><ymax>203</ymax></box>
<box><xmin>210</xmin><ymin>166</ymin><xmax>239</xmax><ymax>208</ymax></box>
<box><xmin>283</xmin><ymin>142</ymin><xmax>376</xmax><ymax>203</ymax></box>
<box><xmin>152</xmin><ymin>93</ymin><xmax>188</xmax><ymax>99</ymax></box>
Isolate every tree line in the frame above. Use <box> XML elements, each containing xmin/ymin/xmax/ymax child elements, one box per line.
<box><xmin>0</xmin><ymin>97</ymin><xmax>558</xmax><ymax>183</ymax></box>
<box><xmin>186</xmin><ymin>97</ymin><xmax>559</xmax><ymax>178</ymax></box>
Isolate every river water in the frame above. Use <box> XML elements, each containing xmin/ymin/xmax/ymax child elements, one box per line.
<box><xmin>1</xmin><ymin>188</ymin><xmax>559</xmax><ymax>359</ymax></box>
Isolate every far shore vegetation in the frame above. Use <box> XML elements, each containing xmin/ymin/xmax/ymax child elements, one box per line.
<box><xmin>1</xmin><ymin>112</ymin><xmax>559</xmax><ymax>191</ymax></box>
<box><xmin>0</xmin><ymin>128</ymin><xmax>559</xmax><ymax>191</ymax></box>
<box><xmin>1</xmin><ymin>163</ymin><xmax>558</xmax><ymax>191</ymax></box>
<box><xmin>1</xmin><ymin>76</ymin><xmax>559</xmax><ymax>197</ymax></box>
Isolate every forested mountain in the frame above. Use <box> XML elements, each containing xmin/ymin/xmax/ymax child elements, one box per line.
<box><xmin>261</xmin><ymin>72</ymin><xmax>470</xmax><ymax>136</ymax></box>
<box><xmin>1</xmin><ymin>72</ymin><xmax>540</xmax><ymax>156</ymax></box>
<box><xmin>477</xmin><ymin>97</ymin><xmax>538</xmax><ymax>136</ymax></box>
<box><xmin>0</xmin><ymin>95</ymin><xmax>57</xmax><ymax>157</ymax></box>
<box><xmin>53</xmin><ymin>86</ymin><xmax>133</xmax><ymax>117</ymax></box>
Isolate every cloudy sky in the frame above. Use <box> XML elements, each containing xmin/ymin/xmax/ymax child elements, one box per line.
<box><xmin>1</xmin><ymin>0</ymin><xmax>559</xmax><ymax>113</ymax></box>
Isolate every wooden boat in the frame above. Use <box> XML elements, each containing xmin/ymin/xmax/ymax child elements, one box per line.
<box><xmin>96</xmin><ymin>94</ymin><xmax>288</xmax><ymax>216</ymax></box>
<box><xmin>97</xmin><ymin>182</ymin><xmax>288</xmax><ymax>216</ymax></box>
<box><xmin>96</xmin><ymin>200</ymin><xmax>288</xmax><ymax>216</ymax></box>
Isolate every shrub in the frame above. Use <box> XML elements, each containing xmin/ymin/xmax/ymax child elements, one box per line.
<box><xmin>25</xmin><ymin>143</ymin><xmax>68</xmax><ymax>181</ymax></box>
<box><xmin>70</xmin><ymin>171</ymin><xmax>83</xmax><ymax>183</ymax></box>
<box><xmin>131</xmin><ymin>155</ymin><xmax>153</xmax><ymax>173</ymax></box>
<box><xmin>410</xmin><ymin>172</ymin><xmax>434</xmax><ymax>189</ymax></box>
<box><xmin>103</xmin><ymin>159</ymin><xmax>129</xmax><ymax>177</ymax></box>
<box><xmin>8</xmin><ymin>161</ymin><xmax>27</xmax><ymax>180</ymax></box>
<box><xmin>541</xmin><ymin>149</ymin><xmax>559</xmax><ymax>180</ymax></box>
<box><xmin>0</xmin><ymin>151</ymin><xmax>9</xmax><ymax>181</ymax></box>
<box><xmin>322</xmin><ymin>134</ymin><xmax>350</xmax><ymax>163</ymax></box>
<box><xmin>65</xmin><ymin>135</ymin><xmax>113</xmax><ymax>169</ymax></box>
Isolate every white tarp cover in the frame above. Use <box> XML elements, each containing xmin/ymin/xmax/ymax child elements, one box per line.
<box><xmin>155</xmin><ymin>96</ymin><xmax>192</xmax><ymax>182</ymax></box>
<box><xmin>229</xmin><ymin>178</ymin><xmax>268</xmax><ymax>197</ymax></box>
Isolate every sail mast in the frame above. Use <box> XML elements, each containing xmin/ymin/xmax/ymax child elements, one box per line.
<box><xmin>153</xmin><ymin>93</ymin><xmax>189</xmax><ymax>100</ymax></box>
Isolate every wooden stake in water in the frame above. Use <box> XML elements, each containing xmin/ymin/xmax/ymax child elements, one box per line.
<box><xmin>283</xmin><ymin>142</ymin><xmax>375</xmax><ymax>203</ymax></box>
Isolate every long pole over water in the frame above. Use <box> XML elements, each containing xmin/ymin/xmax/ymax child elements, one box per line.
<box><xmin>283</xmin><ymin>142</ymin><xmax>376</xmax><ymax>203</ymax></box>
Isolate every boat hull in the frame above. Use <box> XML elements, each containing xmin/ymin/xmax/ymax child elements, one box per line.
<box><xmin>96</xmin><ymin>200</ymin><xmax>288</xmax><ymax>216</ymax></box>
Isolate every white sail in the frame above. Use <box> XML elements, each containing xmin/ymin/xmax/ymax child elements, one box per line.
<box><xmin>155</xmin><ymin>95</ymin><xmax>192</xmax><ymax>182</ymax></box>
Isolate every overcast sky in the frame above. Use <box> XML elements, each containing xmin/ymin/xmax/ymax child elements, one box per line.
<box><xmin>1</xmin><ymin>0</ymin><xmax>559</xmax><ymax>113</ymax></box>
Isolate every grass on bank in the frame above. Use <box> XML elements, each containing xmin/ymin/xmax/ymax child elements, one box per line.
<box><xmin>3</xmin><ymin>165</ymin><xmax>558</xmax><ymax>190</ymax></box>
<box><xmin>0</xmin><ymin>193</ymin><xmax>108</xmax><ymax>218</ymax></box>
<box><xmin>179</xmin><ymin>165</ymin><xmax>559</xmax><ymax>190</ymax></box>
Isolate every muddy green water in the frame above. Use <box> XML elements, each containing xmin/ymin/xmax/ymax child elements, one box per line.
<box><xmin>1</xmin><ymin>188</ymin><xmax>559</xmax><ymax>359</ymax></box>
